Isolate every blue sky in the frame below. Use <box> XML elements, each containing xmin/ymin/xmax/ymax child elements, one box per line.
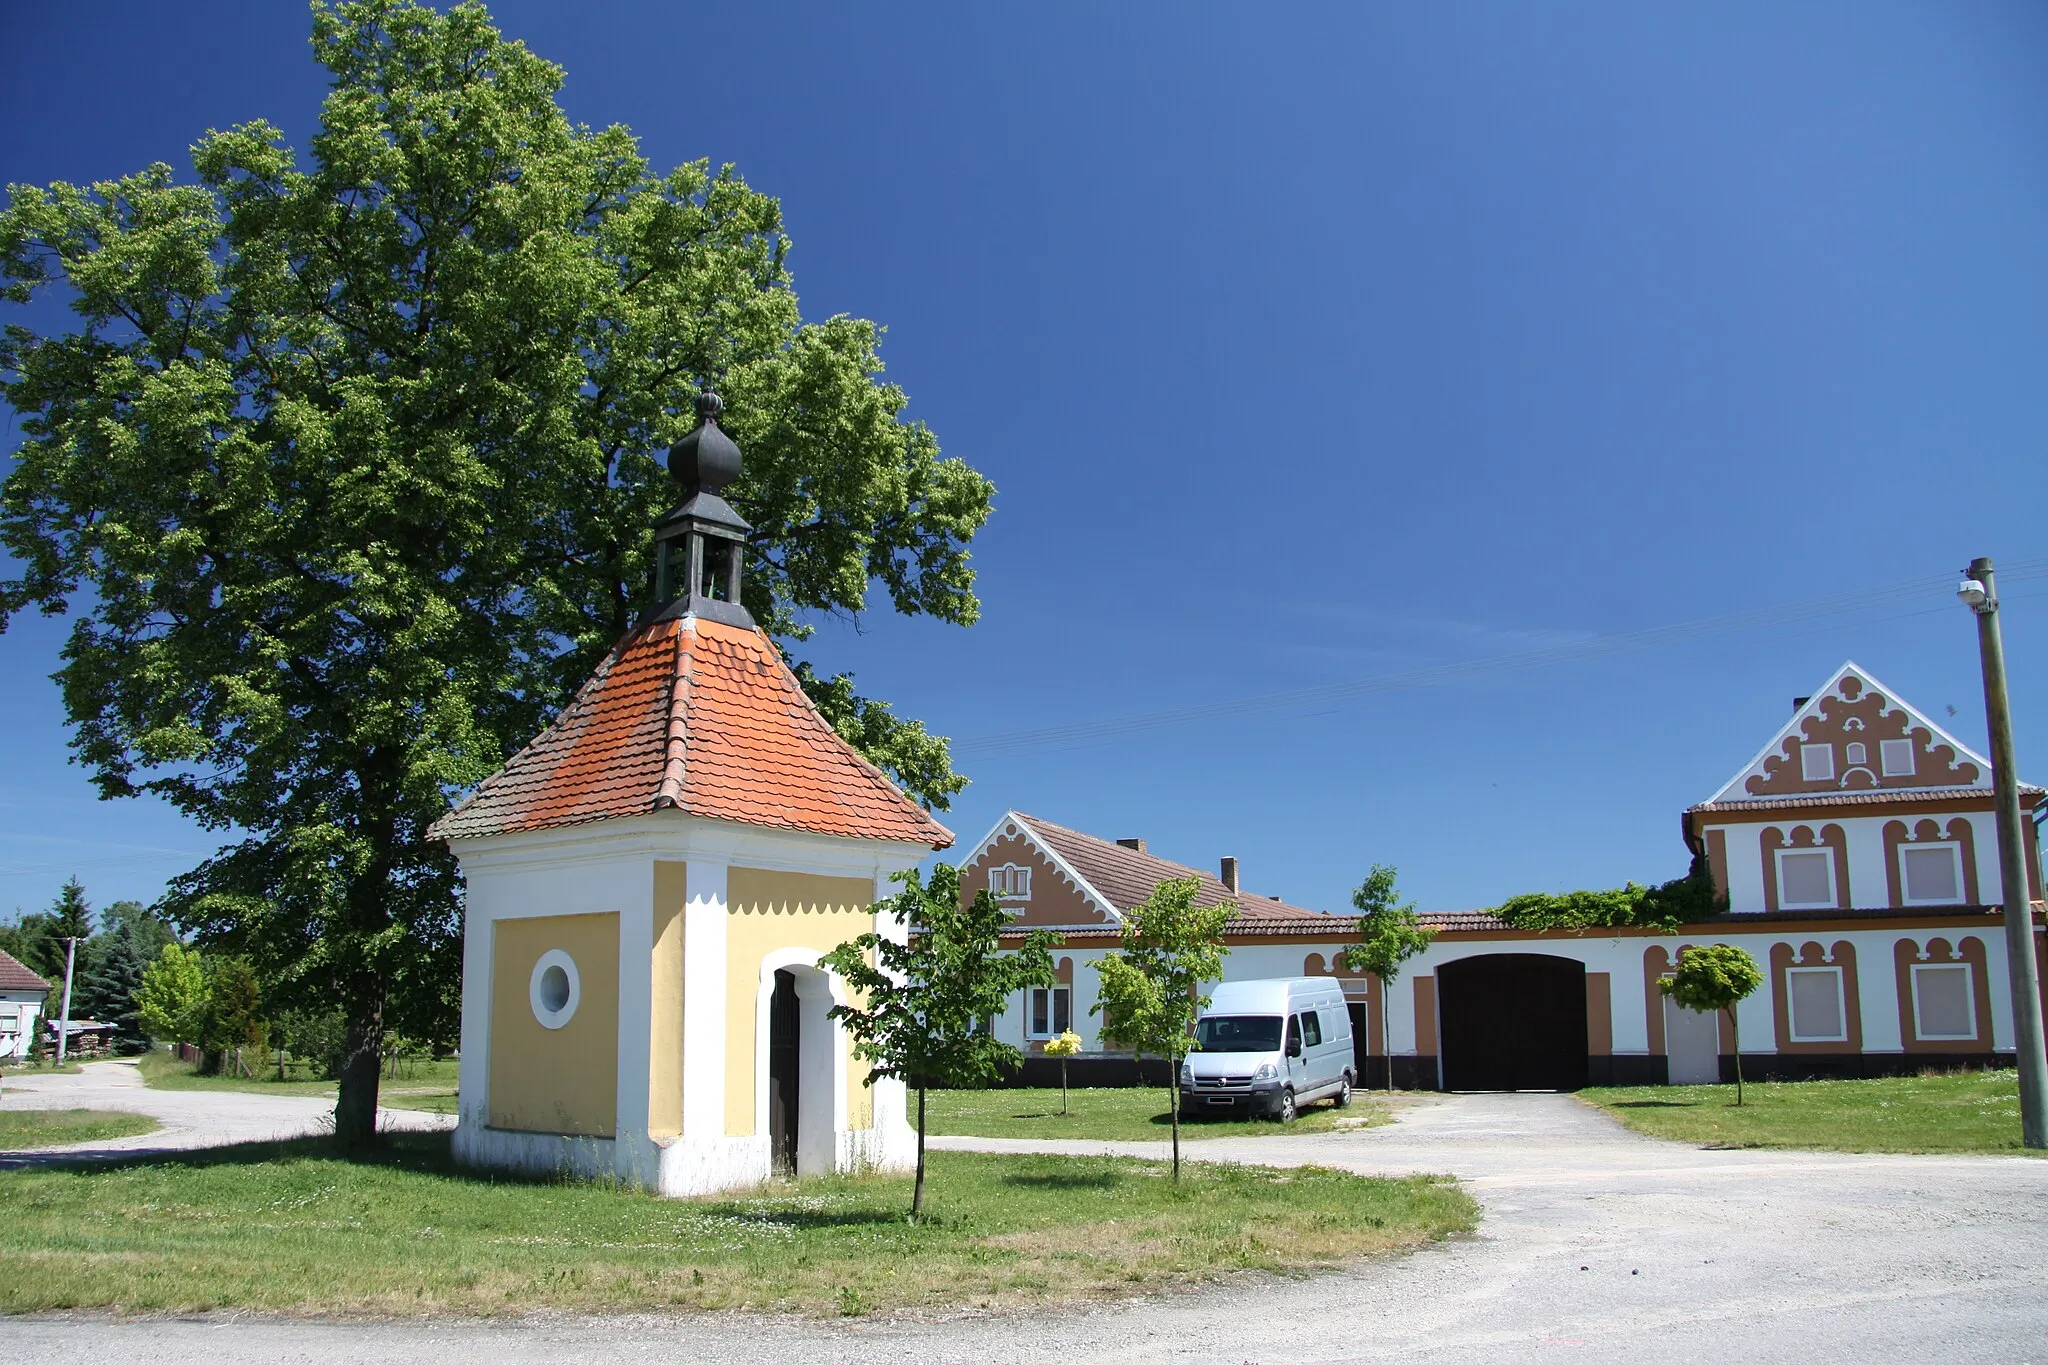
<box><xmin>3</xmin><ymin>2</ymin><xmax>2045</xmax><ymax>920</ymax></box>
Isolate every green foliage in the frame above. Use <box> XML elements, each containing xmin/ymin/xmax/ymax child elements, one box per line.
<box><xmin>99</xmin><ymin>899</ymin><xmax>179</xmax><ymax>961</ymax></box>
<box><xmin>0</xmin><ymin>911</ymin><xmax>66</xmax><ymax>984</ymax></box>
<box><xmin>1093</xmin><ymin>876</ymin><xmax>1231</xmax><ymax>1061</ymax></box>
<box><xmin>1659</xmin><ymin>943</ymin><xmax>1763</xmax><ymax>1103</ymax></box>
<box><xmin>819</xmin><ymin>863</ymin><xmax>1058</xmax><ymax>1215</ymax></box>
<box><xmin>73</xmin><ymin>930</ymin><xmax>150</xmax><ymax>1051</ymax></box>
<box><xmin>1660</xmin><ymin>943</ymin><xmax>1763</xmax><ymax>1014</ymax></box>
<box><xmin>270</xmin><ymin>1006</ymin><xmax>350</xmax><ymax>1079</ymax></box>
<box><xmin>1092</xmin><ymin>875</ymin><xmax>1231</xmax><ymax>1177</ymax></box>
<box><xmin>1342</xmin><ymin>863</ymin><xmax>1434</xmax><ymax>986</ymax></box>
<box><xmin>137</xmin><ymin>942</ymin><xmax>207</xmax><ymax>1044</ymax></box>
<box><xmin>47</xmin><ymin>878</ymin><xmax>93</xmax><ymax>939</ymax></box>
<box><xmin>0</xmin><ymin>0</ymin><xmax>990</xmax><ymax>1137</ymax></box>
<box><xmin>1492</xmin><ymin>852</ymin><xmax>1727</xmax><ymax>931</ymax></box>
<box><xmin>198</xmin><ymin>956</ymin><xmax>268</xmax><ymax>1064</ymax></box>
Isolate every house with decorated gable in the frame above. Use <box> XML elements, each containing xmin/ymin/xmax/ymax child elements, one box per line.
<box><xmin>431</xmin><ymin>393</ymin><xmax>951</xmax><ymax>1197</ymax></box>
<box><xmin>962</xmin><ymin>662</ymin><xmax>2046</xmax><ymax>1096</ymax></box>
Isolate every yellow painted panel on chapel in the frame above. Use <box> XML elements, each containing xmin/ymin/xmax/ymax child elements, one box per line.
<box><xmin>723</xmin><ymin>867</ymin><xmax>877</xmax><ymax>1137</ymax></box>
<box><xmin>649</xmin><ymin>862</ymin><xmax>686</xmax><ymax>1139</ymax></box>
<box><xmin>489</xmin><ymin>911</ymin><xmax>619</xmax><ymax>1137</ymax></box>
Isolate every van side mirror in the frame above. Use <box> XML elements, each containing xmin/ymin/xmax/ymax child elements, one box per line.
<box><xmin>1285</xmin><ymin>1017</ymin><xmax>1302</xmax><ymax>1057</ymax></box>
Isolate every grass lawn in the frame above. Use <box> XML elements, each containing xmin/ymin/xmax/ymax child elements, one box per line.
<box><xmin>1581</xmin><ymin>1070</ymin><xmax>2041</xmax><ymax>1155</ymax></box>
<box><xmin>137</xmin><ymin>1048</ymin><xmax>339</xmax><ymax>1097</ymax></box>
<box><xmin>3</xmin><ymin>1060</ymin><xmax>82</xmax><ymax>1076</ymax></box>
<box><xmin>0</xmin><ymin>1108</ymin><xmax>159</xmax><ymax>1149</ymax></box>
<box><xmin>137</xmin><ymin>1050</ymin><xmax>459</xmax><ymax>1113</ymax></box>
<box><xmin>0</xmin><ymin>1132</ymin><xmax>1474</xmax><ymax>1316</ymax></box>
<box><xmin>925</xmin><ymin>1086</ymin><xmax>1388</xmax><ymax>1141</ymax></box>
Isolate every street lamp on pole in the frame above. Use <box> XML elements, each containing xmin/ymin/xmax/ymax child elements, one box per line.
<box><xmin>1959</xmin><ymin>556</ymin><xmax>2048</xmax><ymax>1149</ymax></box>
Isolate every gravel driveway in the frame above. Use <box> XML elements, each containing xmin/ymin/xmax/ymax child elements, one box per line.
<box><xmin>2</xmin><ymin>1088</ymin><xmax>2043</xmax><ymax>1363</ymax></box>
<box><xmin>0</xmin><ymin>1056</ymin><xmax>453</xmax><ymax>1165</ymax></box>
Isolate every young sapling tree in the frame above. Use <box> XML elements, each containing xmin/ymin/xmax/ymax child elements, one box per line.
<box><xmin>1043</xmin><ymin>1029</ymin><xmax>1083</xmax><ymax>1115</ymax></box>
<box><xmin>1341</xmin><ymin>863</ymin><xmax>1434</xmax><ymax>1093</ymax></box>
<box><xmin>1092</xmin><ymin>875</ymin><xmax>1231</xmax><ymax>1182</ymax></box>
<box><xmin>821</xmin><ymin>864</ymin><xmax>1059</xmax><ymax>1218</ymax></box>
<box><xmin>1659</xmin><ymin>943</ymin><xmax>1764</xmax><ymax>1105</ymax></box>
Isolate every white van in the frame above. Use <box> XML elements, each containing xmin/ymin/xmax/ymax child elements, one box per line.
<box><xmin>1179</xmin><ymin>977</ymin><xmax>1354</xmax><ymax>1122</ymax></box>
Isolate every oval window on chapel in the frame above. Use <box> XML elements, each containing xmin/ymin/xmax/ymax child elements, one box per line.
<box><xmin>529</xmin><ymin>949</ymin><xmax>581</xmax><ymax>1029</ymax></box>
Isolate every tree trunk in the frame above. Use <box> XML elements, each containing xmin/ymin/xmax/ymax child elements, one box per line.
<box><xmin>1167</xmin><ymin>1056</ymin><xmax>1181</xmax><ymax>1183</ymax></box>
<box><xmin>1728</xmin><ymin>1007</ymin><xmax>1744</xmax><ymax>1106</ymax></box>
<box><xmin>1381</xmin><ymin>974</ymin><xmax>1394</xmax><ymax>1093</ymax></box>
<box><xmin>334</xmin><ymin>993</ymin><xmax>385</xmax><ymax>1149</ymax></box>
<box><xmin>912</xmin><ymin>1083</ymin><xmax>928</xmax><ymax>1219</ymax></box>
<box><xmin>1059</xmin><ymin>1057</ymin><xmax>1069</xmax><ymax>1115</ymax></box>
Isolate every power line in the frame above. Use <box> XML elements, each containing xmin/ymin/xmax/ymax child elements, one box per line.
<box><xmin>953</xmin><ymin>561</ymin><xmax>2048</xmax><ymax>758</ymax></box>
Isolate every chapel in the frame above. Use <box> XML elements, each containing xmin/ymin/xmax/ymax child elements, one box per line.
<box><xmin>430</xmin><ymin>393</ymin><xmax>951</xmax><ymax>1194</ymax></box>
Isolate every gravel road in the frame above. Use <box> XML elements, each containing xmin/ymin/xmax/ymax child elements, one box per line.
<box><xmin>0</xmin><ymin>1056</ymin><xmax>452</xmax><ymax>1165</ymax></box>
<box><xmin>2</xmin><ymin>1086</ymin><xmax>2043</xmax><ymax>1363</ymax></box>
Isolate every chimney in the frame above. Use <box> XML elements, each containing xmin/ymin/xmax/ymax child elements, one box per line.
<box><xmin>1220</xmin><ymin>856</ymin><xmax>1240</xmax><ymax>893</ymax></box>
<box><xmin>1116</xmin><ymin>837</ymin><xmax>1147</xmax><ymax>854</ymax></box>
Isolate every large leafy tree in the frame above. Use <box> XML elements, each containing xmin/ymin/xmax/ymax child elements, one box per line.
<box><xmin>820</xmin><ymin>864</ymin><xmax>1059</xmax><ymax>1219</ymax></box>
<box><xmin>0</xmin><ymin>0</ymin><xmax>992</xmax><ymax>1143</ymax></box>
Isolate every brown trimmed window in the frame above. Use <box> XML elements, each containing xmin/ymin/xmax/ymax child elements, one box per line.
<box><xmin>1899</xmin><ymin>844</ymin><xmax>1963</xmax><ymax>905</ymax></box>
<box><xmin>1028</xmin><ymin>986</ymin><xmax>1071</xmax><ymax>1038</ymax></box>
<box><xmin>1911</xmin><ymin>963</ymin><xmax>1975</xmax><ymax>1041</ymax></box>
<box><xmin>1786</xmin><ymin>967</ymin><xmax>1847</xmax><ymax>1042</ymax></box>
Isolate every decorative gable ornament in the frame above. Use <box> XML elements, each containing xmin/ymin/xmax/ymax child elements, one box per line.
<box><xmin>1704</xmin><ymin>661</ymin><xmax>1990</xmax><ymax>806</ymax></box>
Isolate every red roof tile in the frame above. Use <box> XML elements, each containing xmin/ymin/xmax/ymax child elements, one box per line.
<box><xmin>0</xmin><ymin>950</ymin><xmax>50</xmax><ymax>992</ymax></box>
<box><xmin>431</xmin><ymin>616</ymin><xmax>953</xmax><ymax>848</ymax></box>
<box><xmin>1012</xmin><ymin>813</ymin><xmax>1343</xmax><ymax>930</ymax></box>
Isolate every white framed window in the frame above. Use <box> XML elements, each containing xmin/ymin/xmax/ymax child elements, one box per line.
<box><xmin>1786</xmin><ymin>966</ymin><xmax>1847</xmax><ymax>1042</ymax></box>
<box><xmin>1844</xmin><ymin>742</ymin><xmax>1867</xmax><ymax>766</ymax></box>
<box><xmin>1027</xmin><ymin>986</ymin><xmax>1071</xmax><ymax>1038</ymax></box>
<box><xmin>1910</xmin><ymin>963</ymin><xmax>1976</xmax><ymax>1041</ymax></box>
<box><xmin>528</xmin><ymin>949</ymin><xmax>581</xmax><ymax>1030</ymax></box>
<box><xmin>1775</xmin><ymin>848</ymin><xmax>1837</xmax><ymax>909</ymax></box>
<box><xmin>1880</xmin><ymin>738</ymin><xmax>1916</xmax><ymax>777</ymax></box>
<box><xmin>1899</xmin><ymin>843</ymin><xmax>1963</xmax><ymax>905</ymax></box>
<box><xmin>989</xmin><ymin>864</ymin><xmax>1032</xmax><ymax>900</ymax></box>
<box><xmin>1801</xmin><ymin>744</ymin><xmax>1835</xmax><ymax>782</ymax></box>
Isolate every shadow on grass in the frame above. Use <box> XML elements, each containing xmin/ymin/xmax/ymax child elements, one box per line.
<box><xmin>1001</xmin><ymin>1169</ymin><xmax>1122</xmax><ymax>1190</ymax></box>
<box><xmin>1608</xmin><ymin>1100</ymin><xmax>1701</xmax><ymax>1110</ymax></box>
<box><xmin>0</xmin><ymin>1129</ymin><xmax>514</xmax><ymax>1186</ymax></box>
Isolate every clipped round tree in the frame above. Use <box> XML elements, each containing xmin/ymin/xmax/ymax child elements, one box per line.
<box><xmin>1043</xmin><ymin>1029</ymin><xmax>1083</xmax><ymax>1116</ymax></box>
<box><xmin>1659</xmin><ymin>944</ymin><xmax>1764</xmax><ymax>1105</ymax></box>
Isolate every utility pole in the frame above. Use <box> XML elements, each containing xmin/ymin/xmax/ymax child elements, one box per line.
<box><xmin>56</xmin><ymin>936</ymin><xmax>77</xmax><ymax>1065</ymax></box>
<box><xmin>1960</xmin><ymin>557</ymin><xmax>2048</xmax><ymax>1149</ymax></box>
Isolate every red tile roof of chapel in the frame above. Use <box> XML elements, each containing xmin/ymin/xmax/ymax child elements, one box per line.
<box><xmin>430</xmin><ymin>615</ymin><xmax>953</xmax><ymax>848</ymax></box>
<box><xmin>0</xmin><ymin>949</ymin><xmax>50</xmax><ymax>993</ymax></box>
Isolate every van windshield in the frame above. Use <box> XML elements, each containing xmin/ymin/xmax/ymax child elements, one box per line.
<box><xmin>1194</xmin><ymin>1015</ymin><xmax>1284</xmax><ymax>1052</ymax></box>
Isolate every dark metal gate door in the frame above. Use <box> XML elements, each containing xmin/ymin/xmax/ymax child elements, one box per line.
<box><xmin>768</xmin><ymin>969</ymin><xmax>801</xmax><ymax>1174</ymax></box>
<box><xmin>1347</xmin><ymin>1002</ymin><xmax>1380</xmax><ymax>1088</ymax></box>
<box><xmin>1437</xmin><ymin>954</ymin><xmax>1588</xmax><ymax>1091</ymax></box>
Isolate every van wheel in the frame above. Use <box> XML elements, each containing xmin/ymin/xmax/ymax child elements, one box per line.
<box><xmin>1277</xmin><ymin>1089</ymin><xmax>1297</xmax><ymax>1124</ymax></box>
<box><xmin>1335</xmin><ymin>1073</ymin><xmax>1353</xmax><ymax>1108</ymax></box>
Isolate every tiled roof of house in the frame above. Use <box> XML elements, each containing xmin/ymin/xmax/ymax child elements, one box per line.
<box><xmin>1011</xmin><ymin>812</ymin><xmax>1347</xmax><ymax>932</ymax></box>
<box><xmin>1688</xmin><ymin>784</ymin><xmax>2046</xmax><ymax>815</ymax></box>
<box><xmin>0</xmin><ymin>949</ymin><xmax>50</xmax><ymax>992</ymax></box>
<box><xmin>431</xmin><ymin>615</ymin><xmax>953</xmax><ymax>849</ymax></box>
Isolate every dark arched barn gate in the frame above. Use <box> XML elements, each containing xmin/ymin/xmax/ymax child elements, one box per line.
<box><xmin>1437</xmin><ymin>953</ymin><xmax>1589</xmax><ymax>1091</ymax></box>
